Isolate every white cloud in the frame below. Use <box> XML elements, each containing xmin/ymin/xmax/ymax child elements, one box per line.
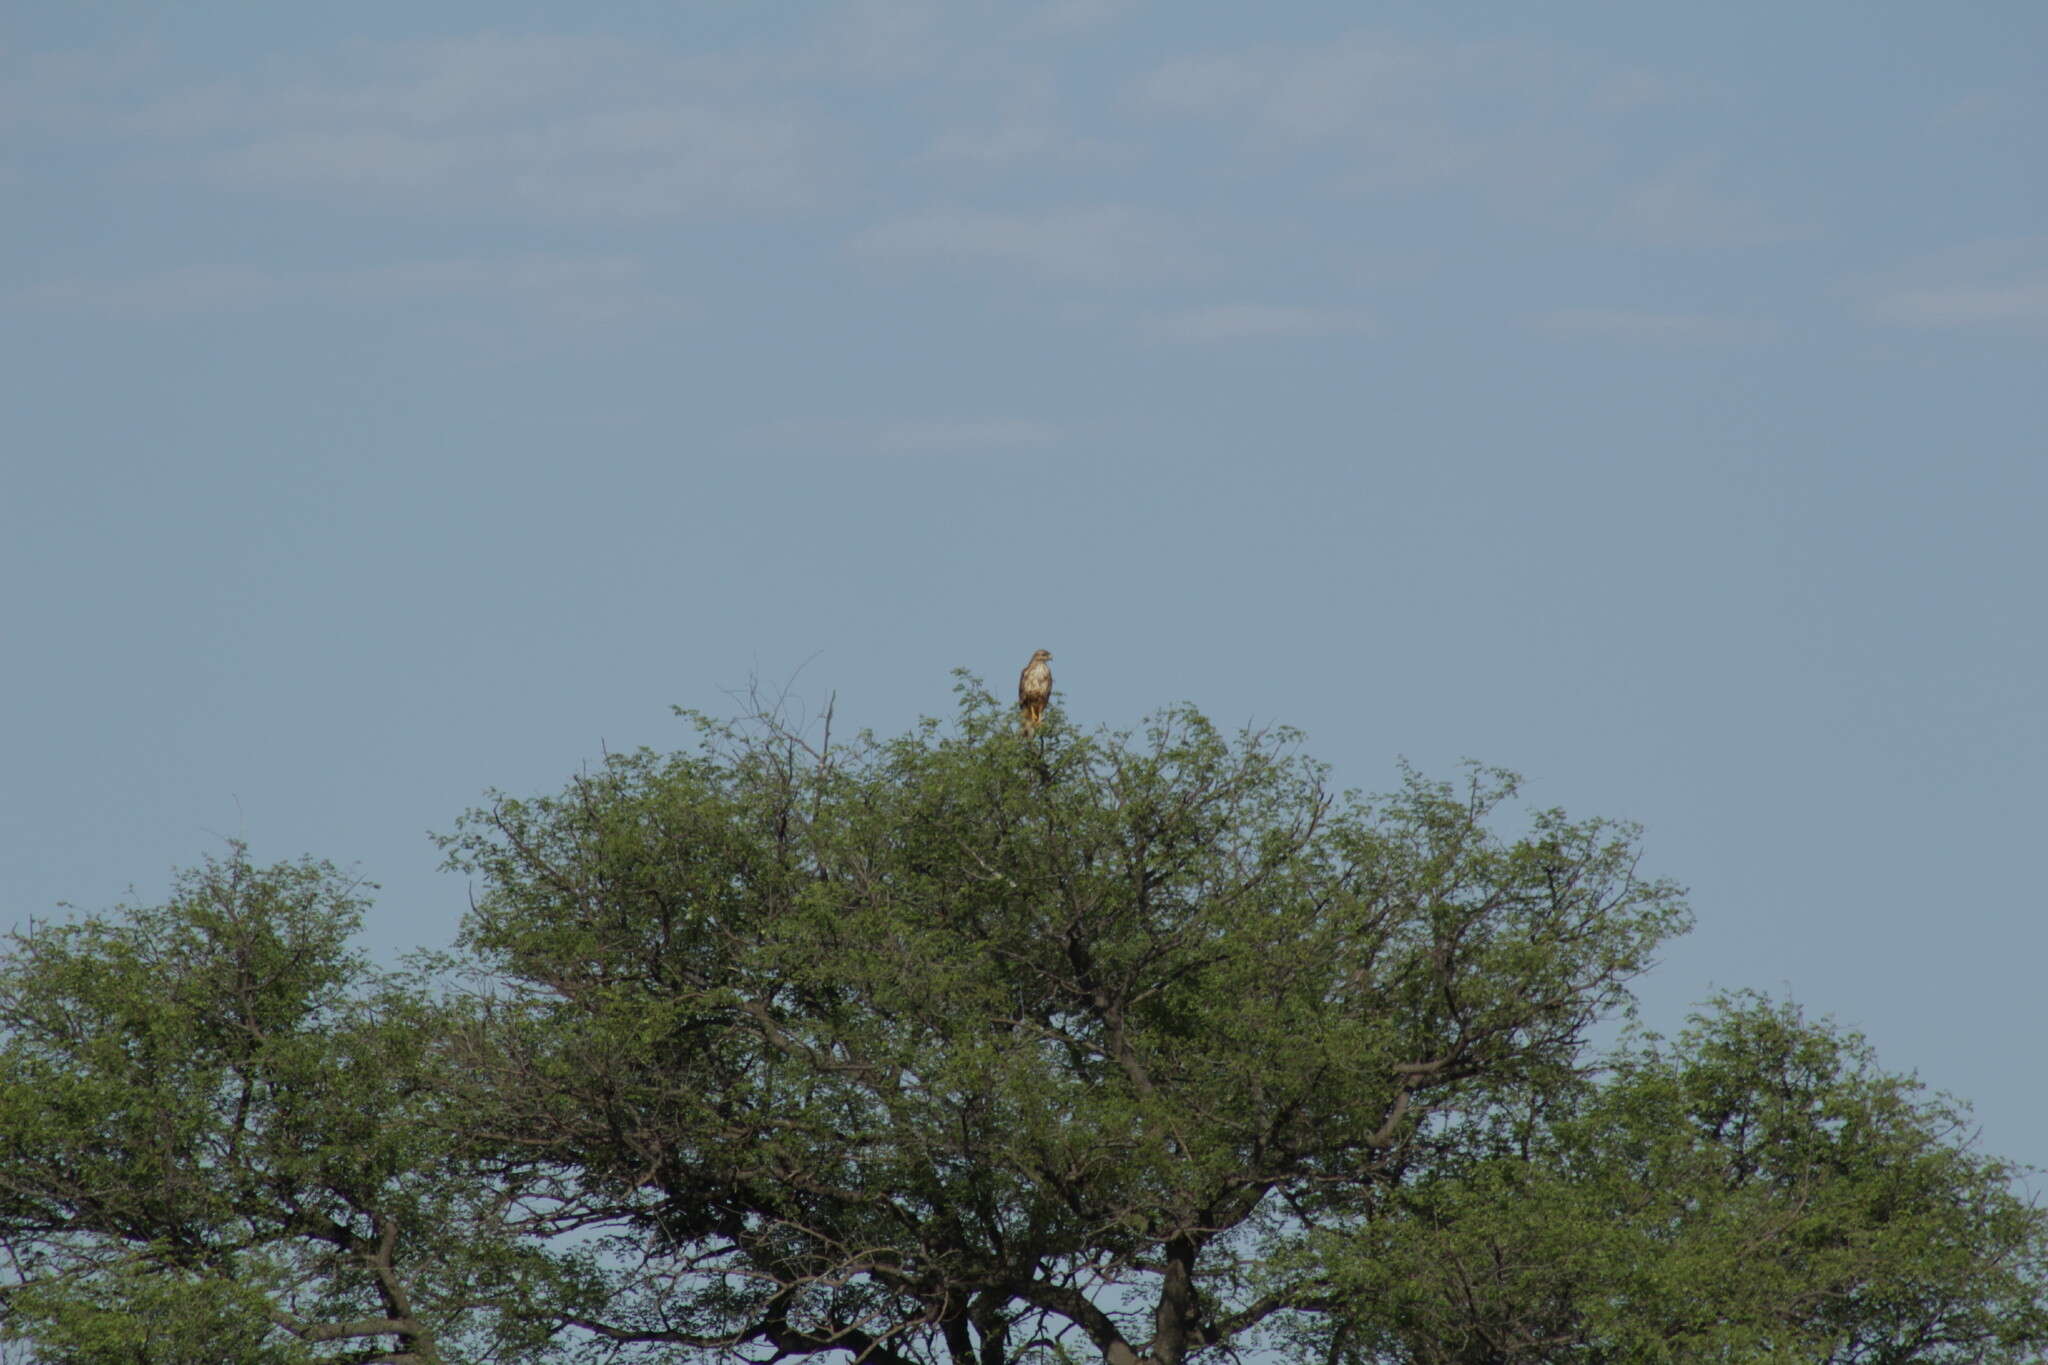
<box><xmin>807</xmin><ymin>0</ymin><xmax>948</xmax><ymax>78</ymax></box>
<box><xmin>928</xmin><ymin>122</ymin><xmax>1059</xmax><ymax>164</ymax></box>
<box><xmin>875</xmin><ymin>419</ymin><xmax>1060</xmax><ymax>453</ymax></box>
<box><xmin>1933</xmin><ymin>88</ymin><xmax>2035</xmax><ymax>131</ymax></box>
<box><xmin>1861</xmin><ymin>239</ymin><xmax>2048</xmax><ymax>331</ymax></box>
<box><xmin>752</xmin><ymin>416</ymin><xmax>1062</xmax><ymax>455</ymax></box>
<box><xmin>1869</xmin><ymin>279</ymin><xmax>2048</xmax><ymax>328</ymax></box>
<box><xmin>1129</xmin><ymin>33</ymin><xmax>1561</xmax><ymax>138</ymax></box>
<box><xmin>0</xmin><ymin>43</ymin><xmax>159</xmax><ymax>136</ymax></box>
<box><xmin>1129</xmin><ymin>53</ymin><xmax>1267</xmax><ymax>117</ymax></box>
<box><xmin>926</xmin><ymin>120</ymin><xmax>1130</xmax><ymax>168</ymax></box>
<box><xmin>1127</xmin><ymin>33</ymin><xmax>1794</xmax><ymax>233</ymax></box>
<box><xmin>42</xmin><ymin>34</ymin><xmax>816</xmax><ymax>222</ymax></box>
<box><xmin>923</xmin><ymin>62</ymin><xmax>1131</xmax><ymax>168</ymax></box>
<box><xmin>1146</xmin><ymin>304</ymin><xmax>1375</xmax><ymax>342</ymax></box>
<box><xmin>1127</xmin><ymin>33</ymin><xmax>1629</xmax><ymax>201</ymax></box>
<box><xmin>1017</xmin><ymin>0</ymin><xmax>1141</xmax><ymax>38</ymax></box>
<box><xmin>1592</xmin><ymin>67</ymin><xmax>1698</xmax><ymax>113</ymax></box>
<box><xmin>1867</xmin><ymin>237</ymin><xmax>2048</xmax><ymax>327</ymax></box>
<box><xmin>1612</xmin><ymin>156</ymin><xmax>1815</xmax><ymax>249</ymax></box>
<box><xmin>22</xmin><ymin>255</ymin><xmax>647</xmax><ymax>320</ymax></box>
<box><xmin>854</xmin><ymin>206</ymin><xmax>1200</xmax><ymax>285</ymax></box>
<box><xmin>1537</xmin><ymin>308</ymin><xmax>1776</xmax><ymax>343</ymax></box>
<box><xmin>208</xmin><ymin>105</ymin><xmax>810</xmax><ymax>220</ymax></box>
<box><xmin>26</xmin><ymin>263</ymin><xmax>292</xmax><ymax>315</ymax></box>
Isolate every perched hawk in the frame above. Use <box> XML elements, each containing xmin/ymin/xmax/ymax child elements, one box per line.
<box><xmin>1018</xmin><ymin>649</ymin><xmax>1053</xmax><ymax>735</ymax></box>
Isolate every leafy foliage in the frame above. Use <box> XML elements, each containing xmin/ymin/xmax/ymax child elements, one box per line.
<box><xmin>0</xmin><ymin>851</ymin><xmax>550</xmax><ymax>1364</ymax></box>
<box><xmin>4</xmin><ymin>686</ymin><xmax>2042</xmax><ymax>1364</ymax></box>
<box><xmin>1292</xmin><ymin>995</ymin><xmax>2048</xmax><ymax>1363</ymax></box>
<box><xmin>436</xmin><ymin>685</ymin><xmax>1686</xmax><ymax>1363</ymax></box>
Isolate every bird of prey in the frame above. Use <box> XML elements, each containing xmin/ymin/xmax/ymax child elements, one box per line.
<box><xmin>1018</xmin><ymin>649</ymin><xmax>1053</xmax><ymax>735</ymax></box>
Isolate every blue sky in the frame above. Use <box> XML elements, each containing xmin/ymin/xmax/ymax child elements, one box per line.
<box><xmin>4</xmin><ymin>1</ymin><xmax>2044</xmax><ymax>1176</ymax></box>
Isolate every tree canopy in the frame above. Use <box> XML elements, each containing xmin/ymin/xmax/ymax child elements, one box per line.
<box><xmin>4</xmin><ymin>684</ymin><xmax>2043</xmax><ymax>1364</ymax></box>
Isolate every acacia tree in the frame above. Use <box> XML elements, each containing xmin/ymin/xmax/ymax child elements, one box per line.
<box><xmin>0</xmin><ymin>852</ymin><xmax>560</xmax><ymax>1364</ymax></box>
<box><xmin>430</xmin><ymin>683</ymin><xmax>2047</xmax><ymax>1364</ymax></box>
<box><xmin>4</xmin><ymin>687</ymin><xmax>2043</xmax><ymax>1364</ymax></box>
<box><xmin>1291</xmin><ymin>994</ymin><xmax>2048</xmax><ymax>1363</ymax></box>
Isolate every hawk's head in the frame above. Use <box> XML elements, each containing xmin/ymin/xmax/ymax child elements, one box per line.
<box><xmin>1030</xmin><ymin>649</ymin><xmax>1053</xmax><ymax>662</ymax></box>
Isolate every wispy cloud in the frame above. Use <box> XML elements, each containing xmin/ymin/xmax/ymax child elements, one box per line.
<box><xmin>32</xmin><ymin>34</ymin><xmax>817</xmax><ymax>222</ymax></box>
<box><xmin>1611</xmin><ymin>156</ymin><xmax>1815</xmax><ymax>248</ymax></box>
<box><xmin>1127</xmin><ymin>32</ymin><xmax>1775</xmax><ymax>229</ymax></box>
<box><xmin>805</xmin><ymin>0</ymin><xmax>949</xmax><ymax>80</ymax></box>
<box><xmin>923</xmin><ymin>67</ymin><xmax>1132</xmax><ymax>168</ymax></box>
<box><xmin>1870</xmin><ymin>279</ymin><xmax>2048</xmax><ymax>328</ymax></box>
<box><xmin>1128</xmin><ymin>33</ymin><xmax>1644</xmax><ymax>196</ymax></box>
<box><xmin>22</xmin><ymin>255</ymin><xmax>648</xmax><ymax>320</ymax></box>
<box><xmin>24</xmin><ymin>263</ymin><xmax>290</xmax><ymax>315</ymax></box>
<box><xmin>1145</xmin><ymin>303</ymin><xmax>1374</xmax><ymax>342</ymax></box>
<box><xmin>1130</xmin><ymin>32</ymin><xmax>1476</xmax><ymax>193</ymax></box>
<box><xmin>1133</xmin><ymin>35</ymin><xmax>1439</xmax><ymax>137</ymax></box>
<box><xmin>1017</xmin><ymin>0</ymin><xmax>1142</xmax><ymax>39</ymax></box>
<box><xmin>1131</xmin><ymin>33</ymin><xmax>1691</xmax><ymax>135</ymax></box>
<box><xmin>854</xmin><ymin>206</ymin><xmax>1201</xmax><ymax>284</ymax></box>
<box><xmin>1932</xmin><ymin>87</ymin><xmax>2037</xmax><ymax>132</ymax></box>
<box><xmin>925</xmin><ymin>116</ymin><xmax>1132</xmax><ymax>168</ymax></box>
<box><xmin>753</xmin><ymin>416</ymin><xmax>1063</xmax><ymax>455</ymax></box>
<box><xmin>1861</xmin><ymin>239</ymin><xmax>2048</xmax><ymax>331</ymax></box>
<box><xmin>210</xmin><ymin>106</ymin><xmax>810</xmax><ymax>220</ymax></box>
<box><xmin>0</xmin><ymin>43</ymin><xmax>163</xmax><ymax>137</ymax></box>
<box><xmin>876</xmin><ymin>419</ymin><xmax>1060</xmax><ymax>452</ymax></box>
<box><xmin>1591</xmin><ymin>67</ymin><xmax>1713</xmax><ymax>114</ymax></box>
<box><xmin>1537</xmin><ymin>308</ymin><xmax>1777</xmax><ymax>343</ymax></box>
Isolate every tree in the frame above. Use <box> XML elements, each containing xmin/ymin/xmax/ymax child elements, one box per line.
<box><xmin>0</xmin><ymin>851</ymin><xmax>558</xmax><ymax>1364</ymax></box>
<box><xmin>431</xmin><ymin>683</ymin><xmax>2048</xmax><ymax>1364</ymax></box>
<box><xmin>1291</xmin><ymin>994</ymin><xmax>2048</xmax><ymax>1363</ymax></box>
<box><xmin>4</xmin><ymin>685</ymin><xmax>2042</xmax><ymax>1364</ymax></box>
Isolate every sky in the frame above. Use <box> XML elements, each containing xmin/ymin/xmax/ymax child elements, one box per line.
<box><xmin>4</xmin><ymin>2</ymin><xmax>2045</xmax><ymax>1179</ymax></box>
